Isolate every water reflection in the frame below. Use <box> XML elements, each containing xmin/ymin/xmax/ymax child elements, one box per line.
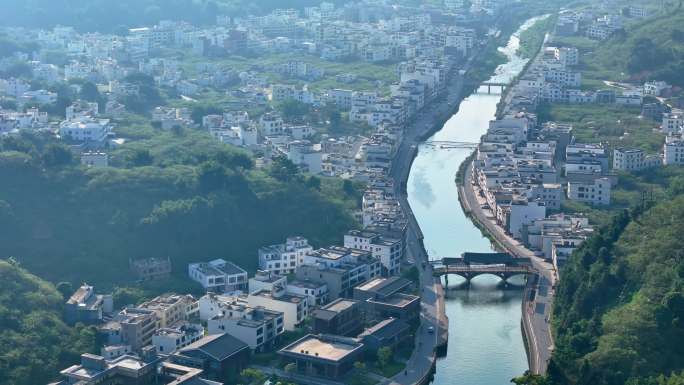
<box><xmin>407</xmin><ymin>16</ymin><xmax>545</xmax><ymax>385</ymax></box>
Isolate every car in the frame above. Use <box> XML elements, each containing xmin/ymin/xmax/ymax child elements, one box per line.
<box><xmin>427</xmin><ymin>326</ymin><xmax>435</xmax><ymax>334</ymax></box>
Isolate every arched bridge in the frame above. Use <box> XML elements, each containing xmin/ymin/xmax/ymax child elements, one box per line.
<box><xmin>423</xmin><ymin>140</ymin><xmax>479</xmax><ymax>149</ymax></box>
<box><xmin>430</xmin><ymin>252</ymin><xmax>536</xmax><ymax>285</ymax></box>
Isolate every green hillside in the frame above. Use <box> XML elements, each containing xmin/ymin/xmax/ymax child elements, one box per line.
<box><xmin>0</xmin><ymin>260</ymin><xmax>97</xmax><ymax>385</ymax></box>
<box><xmin>0</xmin><ymin>131</ymin><xmax>359</xmax><ymax>289</ymax></box>
<box><xmin>549</xmin><ymin>195</ymin><xmax>684</xmax><ymax>385</ymax></box>
<box><xmin>554</xmin><ymin>6</ymin><xmax>684</xmax><ymax>87</ymax></box>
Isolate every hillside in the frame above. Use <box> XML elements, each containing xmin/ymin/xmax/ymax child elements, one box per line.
<box><xmin>0</xmin><ymin>260</ymin><xmax>97</xmax><ymax>385</ymax></box>
<box><xmin>554</xmin><ymin>6</ymin><xmax>684</xmax><ymax>87</ymax></box>
<box><xmin>549</xmin><ymin>196</ymin><xmax>684</xmax><ymax>385</ymax></box>
<box><xmin>0</xmin><ymin>131</ymin><xmax>359</xmax><ymax>289</ymax></box>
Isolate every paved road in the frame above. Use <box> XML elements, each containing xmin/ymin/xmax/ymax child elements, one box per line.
<box><xmin>460</xmin><ymin>163</ymin><xmax>555</xmax><ymax>374</ymax></box>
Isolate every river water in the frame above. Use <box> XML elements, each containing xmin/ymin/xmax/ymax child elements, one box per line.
<box><xmin>407</xmin><ymin>17</ymin><xmax>543</xmax><ymax>385</ymax></box>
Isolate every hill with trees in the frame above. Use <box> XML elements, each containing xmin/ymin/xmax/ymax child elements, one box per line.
<box><xmin>547</xmin><ymin>195</ymin><xmax>684</xmax><ymax>385</ymax></box>
<box><xmin>0</xmin><ymin>131</ymin><xmax>359</xmax><ymax>290</ymax></box>
<box><xmin>0</xmin><ymin>259</ymin><xmax>97</xmax><ymax>385</ymax></box>
<box><xmin>554</xmin><ymin>5</ymin><xmax>684</xmax><ymax>88</ymax></box>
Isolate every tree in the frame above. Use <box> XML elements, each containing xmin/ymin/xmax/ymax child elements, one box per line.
<box><xmin>329</xmin><ymin>110</ymin><xmax>342</xmax><ymax>132</ymax></box>
<box><xmin>511</xmin><ymin>372</ymin><xmax>550</xmax><ymax>385</ymax></box>
<box><xmin>126</xmin><ymin>149</ymin><xmax>153</xmax><ymax>167</ymax></box>
<box><xmin>56</xmin><ymin>281</ymin><xmax>74</xmax><ymax>300</ymax></box>
<box><xmin>269</xmin><ymin>155</ymin><xmax>299</xmax><ymax>182</ymax></box>
<box><xmin>343</xmin><ymin>179</ymin><xmax>356</xmax><ymax>196</ymax></box>
<box><xmin>198</xmin><ymin>161</ymin><xmax>229</xmax><ymax>193</ymax></box>
<box><xmin>279</xmin><ymin>100</ymin><xmax>309</xmax><ymax>122</ymax></box>
<box><xmin>42</xmin><ymin>143</ymin><xmax>73</xmax><ymax>167</ymax></box>
<box><xmin>79</xmin><ymin>82</ymin><xmax>101</xmax><ymax>103</ymax></box>
<box><xmin>240</xmin><ymin>368</ymin><xmax>266</xmax><ymax>384</ymax></box>
<box><xmin>306</xmin><ymin>176</ymin><xmax>321</xmax><ymax>191</ymax></box>
<box><xmin>377</xmin><ymin>347</ymin><xmax>393</xmax><ymax>368</ymax></box>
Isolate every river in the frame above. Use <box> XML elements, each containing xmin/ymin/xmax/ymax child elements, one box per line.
<box><xmin>406</xmin><ymin>16</ymin><xmax>543</xmax><ymax>385</ymax></box>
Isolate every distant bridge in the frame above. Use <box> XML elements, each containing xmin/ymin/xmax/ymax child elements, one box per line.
<box><xmin>430</xmin><ymin>252</ymin><xmax>536</xmax><ymax>285</ymax></box>
<box><xmin>464</xmin><ymin>81</ymin><xmax>510</xmax><ymax>94</ymax></box>
<box><xmin>423</xmin><ymin>140</ymin><xmax>479</xmax><ymax>149</ymax></box>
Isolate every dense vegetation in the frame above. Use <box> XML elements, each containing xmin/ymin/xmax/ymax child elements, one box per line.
<box><xmin>0</xmin><ymin>259</ymin><xmax>97</xmax><ymax>385</ymax></box>
<box><xmin>545</xmin><ymin>194</ymin><xmax>684</xmax><ymax>385</ymax></box>
<box><xmin>0</xmin><ymin>130</ymin><xmax>360</xmax><ymax>289</ymax></box>
<box><xmin>517</xmin><ymin>15</ymin><xmax>555</xmax><ymax>59</ymax></box>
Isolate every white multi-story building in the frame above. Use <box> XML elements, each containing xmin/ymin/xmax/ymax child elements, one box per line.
<box><xmin>503</xmin><ymin>199</ymin><xmax>547</xmax><ymax>239</ymax></box>
<box><xmin>137</xmin><ymin>294</ymin><xmax>199</xmax><ymax>329</ymax></box>
<box><xmin>613</xmin><ymin>148</ymin><xmax>660</xmax><ymax>171</ymax></box>
<box><xmin>258</xmin><ymin>236</ymin><xmax>312</xmax><ymax>276</ymax></box>
<box><xmin>343</xmin><ymin>230</ymin><xmax>403</xmax><ymax>276</ymax></box>
<box><xmin>152</xmin><ymin>323</ymin><xmax>204</xmax><ymax>354</ymax></box>
<box><xmin>247</xmin><ymin>286</ymin><xmax>308</xmax><ymax>331</ymax></box>
<box><xmin>81</xmin><ymin>151</ymin><xmax>109</xmax><ymax>168</ymax></box>
<box><xmin>664</xmin><ymin>136</ymin><xmax>684</xmax><ymax>166</ymax></box>
<box><xmin>207</xmin><ymin>306</ymin><xmax>284</xmax><ymax>352</ymax></box>
<box><xmin>567</xmin><ymin>178</ymin><xmax>611</xmax><ymax>206</ymax></box>
<box><xmin>553</xmin><ymin>47</ymin><xmax>579</xmax><ymax>67</ymax></box>
<box><xmin>286</xmin><ymin>280</ymin><xmax>329</xmax><ymax>307</ymax></box>
<box><xmin>188</xmin><ymin>259</ymin><xmax>248</xmax><ymax>293</ymax></box>
<box><xmin>258</xmin><ymin>112</ymin><xmax>284</xmax><ymax>136</ymax></box>
<box><xmin>661</xmin><ymin>112</ymin><xmax>684</xmax><ymax>134</ymax></box>
<box><xmin>59</xmin><ymin>118</ymin><xmax>111</xmax><ymax>143</ymax></box>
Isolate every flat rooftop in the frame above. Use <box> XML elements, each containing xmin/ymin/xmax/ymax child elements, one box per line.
<box><xmin>369</xmin><ymin>293</ymin><xmax>419</xmax><ymax>308</ymax></box>
<box><xmin>322</xmin><ymin>298</ymin><xmax>358</xmax><ymax>313</ymax></box>
<box><xmin>281</xmin><ymin>335</ymin><xmax>363</xmax><ymax>362</ymax></box>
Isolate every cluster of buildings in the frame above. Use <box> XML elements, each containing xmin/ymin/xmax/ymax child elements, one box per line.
<box><xmin>56</xmin><ymin>197</ymin><xmax>414</xmax><ymax>382</ymax></box>
<box><xmin>0</xmin><ymin>0</ymin><xmax>488</xmax><ymax>183</ymax></box>
<box><xmin>55</xmin><ymin>227</ymin><xmax>417</xmax><ymax>382</ymax></box>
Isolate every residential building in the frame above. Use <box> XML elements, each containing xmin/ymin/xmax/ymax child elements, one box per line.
<box><xmin>613</xmin><ymin>148</ymin><xmax>660</xmax><ymax>171</ymax></box>
<box><xmin>188</xmin><ymin>259</ymin><xmax>248</xmax><ymax>293</ymax></box>
<box><xmin>258</xmin><ymin>236</ymin><xmax>312</xmax><ymax>275</ymax></box>
<box><xmin>207</xmin><ymin>306</ymin><xmax>284</xmax><ymax>352</ymax></box>
<box><xmin>296</xmin><ymin>247</ymin><xmax>381</xmax><ymax>300</ymax></box>
<box><xmin>112</xmin><ymin>307</ymin><xmax>158</xmax><ymax>351</ymax></box>
<box><xmin>286</xmin><ymin>279</ymin><xmax>329</xmax><ymax>307</ymax></box>
<box><xmin>58</xmin><ymin>349</ymin><xmax>160</xmax><ymax>385</ymax></box>
<box><xmin>152</xmin><ymin>324</ymin><xmax>204</xmax><ymax>354</ymax></box>
<box><xmin>664</xmin><ymin>136</ymin><xmax>684</xmax><ymax>165</ymax></box>
<box><xmin>138</xmin><ymin>294</ymin><xmax>199</xmax><ymax>328</ymax></box>
<box><xmin>247</xmin><ymin>286</ymin><xmax>308</xmax><ymax>331</ymax></box>
<box><xmin>59</xmin><ymin>118</ymin><xmax>111</xmax><ymax>143</ymax></box>
<box><xmin>567</xmin><ymin>177</ymin><xmax>612</xmax><ymax>206</ymax></box>
<box><xmin>81</xmin><ymin>151</ymin><xmax>109</xmax><ymax>167</ymax></box>
<box><xmin>248</xmin><ymin>270</ymin><xmax>288</xmax><ymax>294</ymax></box>
<box><xmin>312</xmin><ymin>298</ymin><xmax>363</xmax><ymax>337</ymax></box>
<box><xmin>343</xmin><ymin>230</ymin><xmax>403</xmax><ymax>276</ymax></box>
<box><xmin>130</xmin><ymin>257</ymin><xmax>172</xmax><ymax>282</ymax></box>
<box><xmin>662</xmin><ymin>112</ymin><xmax>684</xmax><ymax>134</ymax></box>
<box><xmin>278</xmin><ymin>334</ymin><xmax>365</xmax><ymax>380</ymax></box>
<box><xmin>502</xmin><ymin>199</ymin><xmax>547</xmax><ymax>239</ymax></box>
<box><xmin>64</xmin><ymin>284</ymin><xmax>113</xmax><ymax>325</ymax></box>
